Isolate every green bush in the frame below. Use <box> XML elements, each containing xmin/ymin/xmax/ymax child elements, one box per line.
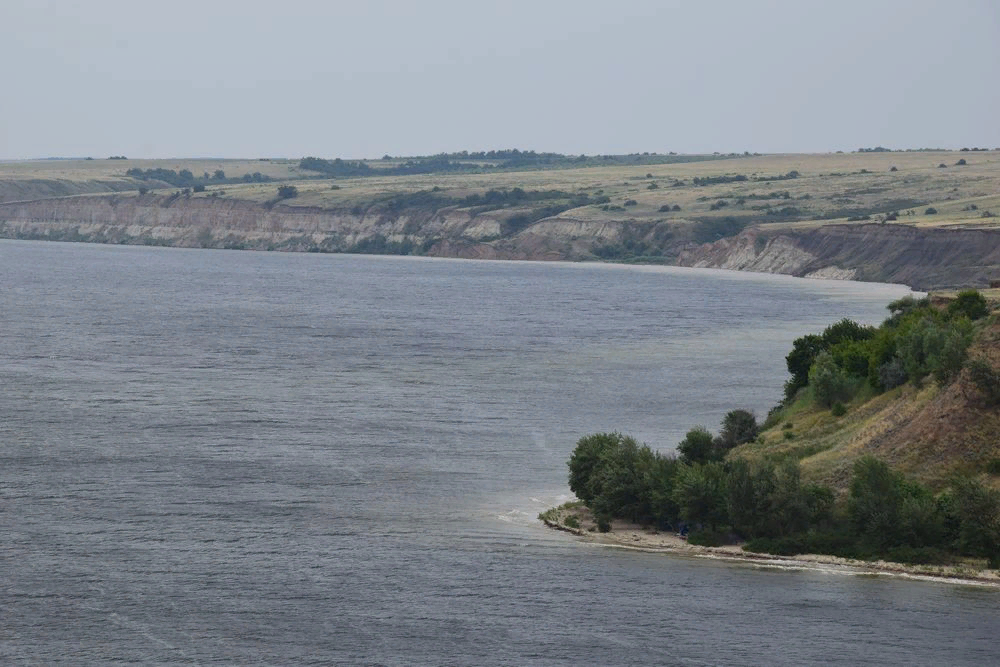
<box><xmin>568</xmin><ymin>432</ymin><xmax>622</xmax><ymax>503</ymax></box>
<box><xmin>744</xmin><ymin>531</ymin><xmax>852</xmax><ymax>558</ymax></box>
<box><xmin>951</xmin><ymin>477</ymin><xmax>1000</xmax><ymax>566</ymax></box>
<box><xmin>896</xmin><ymin>315</ymin><xmax>972</xmax><ymax>386</ymax></box>
<box><xmin>672</xmin><ymin>462</ymin><xmax>728</xmax><ymax>529</ymax></box>
<box><xmin>277</xmin><ymin>185</ymin><xmax>299</xmax><ymax>199</ymax></box>
<box><xmin>719</xmin><ymin>409</ymin><xmax>758</xmax><ymax>449</ymax></box>
<box><xmin>564</xmin><ymin>515</ymin><xmax>580</xmax><ymax>529</ymax></box>
<box><xmin>947</xmin><ymin>289</ymin><xmax>989</xmax><ymax>321</ymax></box>
<box><xmin>809</xmin><ymin>351</ymin><xmax>852</xmax><ymax>407</ymax></box>
<box><xmin>677</xmin><ymin>427</ymin><xmax>716</xmax><ymax>464</ymax></box>
<box><xmin>831</xmin><ymin>402</ymin><xmax>847</xmax><ymax>417</ymax></box>
<box><xmin>567</xmin><ymin>431</ymin><xmax>680</xmax><ymax>526</ymax></box>
<box><xmin>688</xmin><ymin>529</ymin><xmax>729</xmax><ymax>547</ymax></box>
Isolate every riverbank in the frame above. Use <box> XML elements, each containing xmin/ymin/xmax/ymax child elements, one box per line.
<box><xmin>540</xmin><ymin>503</ymin><xmax>1000</xmax><ymax>587</ymax></box>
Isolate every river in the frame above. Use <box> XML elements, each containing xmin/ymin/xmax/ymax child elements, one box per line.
<box><xmin>2</xmin><ymin>240</ymin><xmax>997</xmax><ymax>665</ymax></box>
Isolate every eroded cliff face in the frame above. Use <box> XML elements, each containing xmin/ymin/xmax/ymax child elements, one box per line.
<box><xmin>5</xmin><ymin>194</ymin><xmax>999</xmax><ymax>290</ymax></box>
<box><xmin>678</xmin><ymin>224</ymin><xmax>1000</xmax><ymax>290</ymax></box>
<box><xmin>0</xmin><ymin>195</ymin><xmax>649</xmax><ymax>261</ymax></box>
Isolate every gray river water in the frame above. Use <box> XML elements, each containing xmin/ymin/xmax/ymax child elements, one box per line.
<box><xmin>2</xmin><ymin>240</ymin><xmax>997</xmax><ymax>665</ymax></box>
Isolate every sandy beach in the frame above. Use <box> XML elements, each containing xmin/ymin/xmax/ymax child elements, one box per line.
<box><xmin>540</xmin><ymin>504</ymin><xmax>1000</xmax><ymax>588</ymax></box>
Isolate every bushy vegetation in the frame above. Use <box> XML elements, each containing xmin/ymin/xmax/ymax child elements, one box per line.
<box><xmin>566</xmin><ymin>434</ymin><xmax>1000</xmax><ymax>566</ymax></box>
<box><xmin>299</xmin><ymin>150</ymin><xmax>732</xmax><ymax>179</ymax></box>
<box><xmin>559</xmin><ymin>290</ymin><xmax>999</xmax><ymax>567</ymax></box>
<box><xmin>127</xmin><ymin>167</ymin><xmax>266</xmax><ymax>188</ymax></box>
<box><xmin>693</xmin><ymin>174</ymin><xmax>748</xmax><ymax>186</ymax></box>
<box><xmin>782</xmin><ymin>293</ymin><xmax>986</xmax><ymax>402</ymax></box>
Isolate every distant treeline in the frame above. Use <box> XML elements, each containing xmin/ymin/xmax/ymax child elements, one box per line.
<box><xmin>857</xmin><ymin>146</ymin><xmax>999</xmax><ymax>153</ymax></box>
<box><xmin>374</xmin><ymin>186</ymin><xmax>601</xmax><ymax>216</ymax></box>
<box><xmin>691</xmin><ymin>171</ymin><xmax>798</xmax><ymax>186</ymax></box>
<box><xmin>299</xmin><ymin>150</ymin><xmax>740</xmax><ymax>179</ymax></box>
<box><xmin>299</xmin><ymin>156</ymin><xmax>480</xmax><ymax>178</ymax></box>
<box><xmin>126</xmin><ymin>168</ymin><xmax>270</xmax><ymax>188</ymax></box>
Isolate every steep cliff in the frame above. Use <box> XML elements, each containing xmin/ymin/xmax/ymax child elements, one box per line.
<box><xmin>678</xmin><ymin>224</ymin><xmax>1000</xmax><ymax>291</ymax></box>
<box><xmin>5</xmin><ymin>193</ymin><xmax>1000</xmax><ymax>290</ymax></box>
<box><xmin>0</xmin><ymin>194</ymin><xmax>676</xmax><ymax>261</ymax></box>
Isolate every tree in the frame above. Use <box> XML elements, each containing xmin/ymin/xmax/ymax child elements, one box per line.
<box><xmin>277</xmin><ymin>185</ymin><xmax>298</xmax><ymax>199</ymax></box>
<box><xmin>896</xmin><ymin>316</ymin><xmax>972</xmax><ymax>386</ymax></box>
<box><xmin>590</xmin><ymin>438</ymin><xmax>659</xmax><ymax>523</ymax></box>
<box><xmin>672</xmin><ymin>462</ymin><xmax>728</xmax><ymax>529</ymax></box>
<box><xmin>726</xmin><ymin>458</ymin><xmax>776</xmax><ymax>537</ymax></box>
<box><xmin>947</xmin><ymin>289</ymin><xmax>989</xmax><ymax>321</ymax></box>
<box><xmin>677</xmin><ymin>427</ymin><xmax>716</xmax><ymax>464</ymax></box>
<box><xmin>213</xmin><ymin>169</ymin><xmax>226</xmax><ymax>180</ymax></box>
<box><xmin>848</xmin><ymin>456</ymin><xmax>905</xmax><ymax>549</ymax></box>
<box><xmin>822</xmin><ymin>318</ymin><xmax>876</xmax><ymax>347</ymax></box>
<box><xmin>567</xmin><ymin>432</ymin><xmax>620</xmax><ymax>503</ymax></box>
<box><xmin>952</xmin><ymin>477</ymin><xmax>1000</xmax><ymax>566</ymax></box>
<box><xmin>785</xmin><ymin>334</ymin><xmax>824</xmax><ymax>400</ymax></box>
<box><xmin>719</xmin><ymin>409</ymin><xmax>758</xmax><ymax>449</ymax></box>
<box><xmin>645</xmin><ymin>455</ymin><xmax>681</xmax><ymax>528</ymax></box>
<box><xmin>808</xmin><ymin>351</ymin><xmax>851</xmax><ymax>407</ymax></box>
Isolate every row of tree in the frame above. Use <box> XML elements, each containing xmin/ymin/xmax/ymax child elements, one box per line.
<box><xmin>126</xmin><ymin>168</ymin><xmax>269</xmax><ymax>188</ymax></box>
<box><xmin>568</xmin><ymin>428</ymin><xmax>1000</xmax><ymax>566</ymax></box>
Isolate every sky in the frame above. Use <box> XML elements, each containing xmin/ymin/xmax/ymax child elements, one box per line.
<box><xmin>1</xmin><ymin>0</ymin><xmax>998</xmax><ymax>159</ymax></box>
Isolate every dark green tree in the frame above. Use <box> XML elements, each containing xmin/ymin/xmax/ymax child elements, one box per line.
<box><xmin>567</xmin><ymin>432</ymin><xmax>619</xmax><ymax>503</ymax></box>
<box><xmin>672</xmin><ymin>462</ymin><xmax>728</xmax><ymax>529</ymax></box>
<box><xmin>785</xmin><ymin>334</ymin><xmax>824</xmax><ymax>400</ymax></box>
<box><xmin>809</xmin><ymin>351</ymin><xmax>852</xmax><ymax>407</ymax></box>
<box><xmin>947</xmin><ymin>290</ymin><xmax>989</xmax><ymax>321</ymax></box>
<box><xmin>677</xmin><ymin>427</ymin><xmax>716</xmax><ymax>464</ymax></box>
<box><xmin>719</xmin><ymin>409</ymin><xmax>758</xmax><ymax>449</ymax></box>
<box><xmin>952</xmin><ymin>477</ymin><xmax>1000</xmax><ymax>566</ymax></box>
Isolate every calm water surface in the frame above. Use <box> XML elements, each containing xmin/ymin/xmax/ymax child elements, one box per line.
<box><xmin>2</xmin><ymin>240</ymin><xmax>997</xmax><ymax>665</ymax></box>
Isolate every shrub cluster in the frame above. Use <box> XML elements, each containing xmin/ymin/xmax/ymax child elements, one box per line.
<box><xmin>127</xmin><ymin>167</ymin><xmax>265</xmax><ymax>188</ymax></box>
<box><xmin>692</xmin><ymin>174</ymin><xmax>748</xmax><ymax>186</ymax></box>
<box><xmin>567</xmin><ymin>431</ymin><xmax>1000</xmax><ymax>565</ymax></box>
<box><xmin>783</xmin><ymin>292</ymin><xmax>988</xmax><ymax>403</ymax></box>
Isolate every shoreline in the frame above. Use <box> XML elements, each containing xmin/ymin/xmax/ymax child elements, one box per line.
<box><xmin>540</xmin><ymin>506</ymin><xmax>1000</xmax><ymax>588</ymax></box>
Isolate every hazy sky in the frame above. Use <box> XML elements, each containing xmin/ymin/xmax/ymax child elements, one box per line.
<box><xmin>2</xmin><ymin>0</ymin><xmax>997</xmax><ymax>159</ymax></box>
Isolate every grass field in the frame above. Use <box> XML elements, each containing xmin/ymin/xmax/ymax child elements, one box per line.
<box><xmin>3</xmin><ymin>151</ymin><xmax>999</xmax><ymax>246</ymax></box>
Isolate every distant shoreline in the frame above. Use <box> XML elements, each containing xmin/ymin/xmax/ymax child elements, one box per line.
<box><xmin>540</xmin><ymin>506</ymin><xmax>1000</xmax><ymax>588</ymax></box>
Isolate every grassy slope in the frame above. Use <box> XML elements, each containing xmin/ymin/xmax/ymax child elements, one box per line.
<box><xmin>4</xmin><ymin>151</ymin><xmax>1000</xmax><ymax>230</ymax></box>
<box><xmin>734</xmin><ymin>305</ymin><xmax>1000</xmax><ymax>493</ymax></box>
